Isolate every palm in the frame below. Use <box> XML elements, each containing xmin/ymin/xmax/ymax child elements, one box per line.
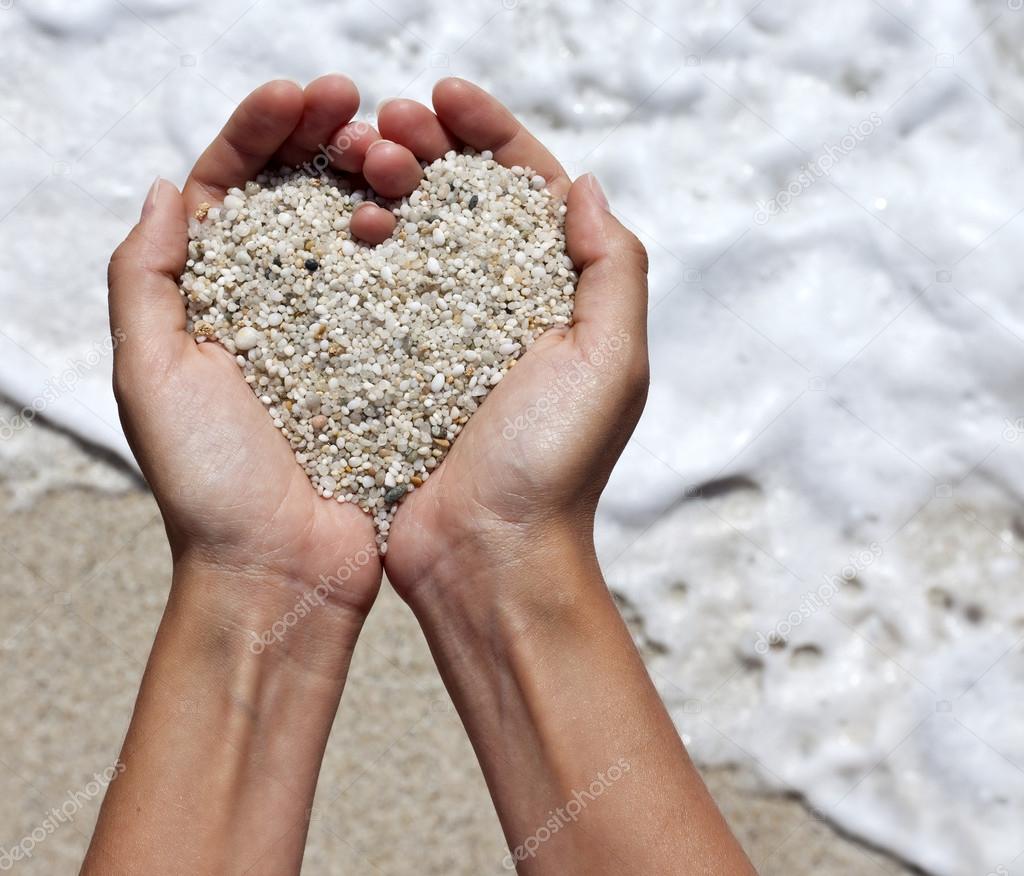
<box><xmin>385</xmin><ymin>329</ymin><xmax>590</xmax><ymax>560</ymax></box>
<box><xmin>141</xmin><ymin>337</ymin><xmax>377</xmax><ymax>594</ymax></box>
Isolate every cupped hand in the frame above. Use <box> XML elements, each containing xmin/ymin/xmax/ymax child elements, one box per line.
<box><xmin>366</xmin><ymin>79</ymin><xmax>652</xmax><ymax>605</ymax></box>
<box><xmin>109</xmin><ymin>77</ymin><xmax>394</xmax><ymax>616</ymax></box>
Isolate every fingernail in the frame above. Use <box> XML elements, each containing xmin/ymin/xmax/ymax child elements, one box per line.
<box><xmin>141</xmin><ymin>177</ymin><xmax>161</xmax><ymax>220</ymax></box>
<box><xmin>584</xmin><ymin>173</ymin><xmax>610</xmax><ymax>212</ymax></box>
<box><xmin>365</xmin><ymin>138</ymin><xmax>392</xmax><ymax>154</ymax></box>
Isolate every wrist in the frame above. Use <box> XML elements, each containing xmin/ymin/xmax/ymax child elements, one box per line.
<box><xmin>402</xmin><ymin>518</ymin><xmax>605</xmax><ymax>648</ymax></box>
<box><xmin>169</xmin><ymin>554</ymin><xmax>371</xmax><ymax>683</ymax></box>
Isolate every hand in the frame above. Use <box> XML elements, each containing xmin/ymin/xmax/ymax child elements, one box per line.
<box><xmin>369</xmin><ymin>79</ymin><xmax>651</xmax><ymax>609</ymax></box>
<box><xmin>108</xmin><ymin>77</ymin><xmax>397</xmax><ymax>622</ymax></box>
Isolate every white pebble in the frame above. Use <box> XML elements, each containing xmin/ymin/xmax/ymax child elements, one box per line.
<box><xmin>234</xmin><ymin>327</ymin><xmax>262</xmax><ymax>351</ymax></box>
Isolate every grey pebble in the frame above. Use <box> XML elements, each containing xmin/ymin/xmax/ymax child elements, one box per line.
<box><xmin>384</xmin><ymin>485</ymin><xmax>408</xmax><ymax>504</ymax></box>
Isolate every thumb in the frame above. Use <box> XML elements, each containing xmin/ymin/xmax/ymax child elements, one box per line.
<box><xmin>564</xmin><ymin>172</ymin><xmax>649</xmax><ymax>346</ymax></box>
<box><xmin>107</xmin><ymin>178</ymin><xmax>189</xmax><ymax>381</ymax></box>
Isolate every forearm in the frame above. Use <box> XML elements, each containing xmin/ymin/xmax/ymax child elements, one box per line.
<box><xmin>83</xmin><ymin>560</ymin><xmax>366</xmax><ymax>875</ymax></box>
<box><xmin>409</xmin><ymin>529</ymin><xmax>754</xmax><ymax>874</ymax></box>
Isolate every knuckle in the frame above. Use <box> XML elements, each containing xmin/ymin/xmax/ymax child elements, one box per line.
<box><xmin>624</xmin><ymin>352</ymin><xmax>650</xmax><ymax>396</ymax></box>
<box><xmin>111</xmin><ymin>361</ymin><xmax>132</xmax><ymax>407</ymax></box>
<box><xmin>107</xmin><ymin>237</ymin><xmax>134</xmax><ymax>288</ymax></box>
<box><xmin>625</xmin><ymin>235</ymin><xmax>649</xmax><ymax>274</ymax></box>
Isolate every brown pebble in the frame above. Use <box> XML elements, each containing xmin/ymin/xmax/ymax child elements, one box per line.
<box><xmin>410</xmin><ymin>476</ymin><xmax>423</xmax><ymax>486</ymax></box>
<box><xmin>432</xmin><ymin>437</ymin><xmax>450</xmax><ymax>448</ymax></box>
<box><xmin>311</xmin><ymin>415</ymin><xmax>328</xmax><ymax>431</ymax></box>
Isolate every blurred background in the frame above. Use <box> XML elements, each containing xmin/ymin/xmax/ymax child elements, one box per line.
<box><xmin>2</xmin><ymin>0</ymin><xmax>1023</xmax><ymax>873</ymax></box>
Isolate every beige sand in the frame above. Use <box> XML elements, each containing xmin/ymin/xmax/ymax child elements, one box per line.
<box><xmin>0</xmin><ymin>475</ymin><xmax>917</xmax><ymax>874</ymax></box>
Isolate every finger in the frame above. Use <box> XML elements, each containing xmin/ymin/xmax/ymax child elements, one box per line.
<box><xmin>349</xmin><ymin>203</ymin><xmax>397</xmax><ymax>244</ymax></box>
<box><xmin>276</xmin><ymin>74</ymin><xmax>361</xmax><ymax>168</ymax></box>
<box><xmin>431</xmin><ymin>77</ymin><xmax>570</xmax><ymax>197</ymax></box>
<box><xmin>565</xmin><ymin>173</ymin><xmax>648</xmax><ymax>344</ymax></box>
<box><xmin>108</xmin><ymin>178</ymin><xmax>190</xmax><ymax>375</ymax></box>
<box><xmin>362</xmin><ymin>140</ymin><xmax>423</xmax><ymax>198</ymax></box>
<box><xmin>328</xmin><ymin>120</ymin><xmax>380</xmax><ymax>173</ymax></box>
<box><xmin>378</xmin><ymin>98</ymin><xmax>457</xmax><ymax>161</ymax></box>
<box><xmin>183</xmin><ymin>80</ymin><xmax>304</xmax><ymax>213</ymax></box>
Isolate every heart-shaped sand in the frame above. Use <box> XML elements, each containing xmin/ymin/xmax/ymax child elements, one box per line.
<box><xmin>179</xmin><ymin>150</ymin><xmax>576</xmax><ymax>547</ymax></box>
